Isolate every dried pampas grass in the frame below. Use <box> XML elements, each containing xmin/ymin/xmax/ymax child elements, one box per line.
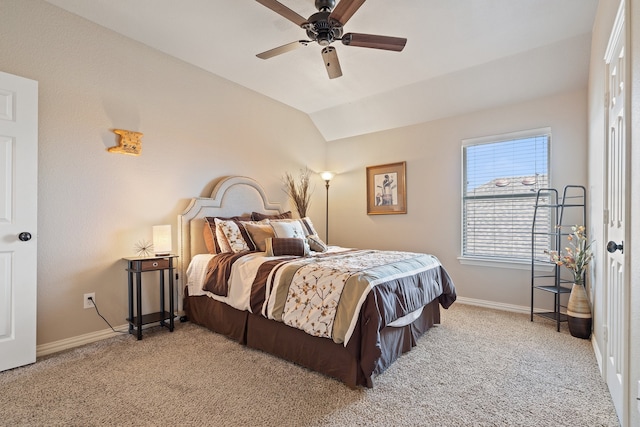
<box><xmin>282</xmin><ymin>167</ymin><xmax>313</xmax><ymax>217</ymax></box>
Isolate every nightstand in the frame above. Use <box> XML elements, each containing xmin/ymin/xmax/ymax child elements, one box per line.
<box><xmin>123</xmin><ymin>255</ymin><xmax>178</xmax><ymax>340</ymax></box>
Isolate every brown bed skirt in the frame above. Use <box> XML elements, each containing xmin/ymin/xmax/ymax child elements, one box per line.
<box><xmin>183</xmin><ymin>291</ymin><xmax>441</xmax><ymax>388</ymax></box>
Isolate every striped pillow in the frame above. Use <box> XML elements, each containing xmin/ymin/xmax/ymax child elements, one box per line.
<box><xmin>264</xmin><ymin>237</ymin><xmax>309</xmax><ymax>257</ymax></box>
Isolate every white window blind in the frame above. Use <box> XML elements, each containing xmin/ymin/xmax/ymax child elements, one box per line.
<box><xmin>462</xmin><ymin>128</ymin><xmax>550</xmax><ymax>261</ymax></box>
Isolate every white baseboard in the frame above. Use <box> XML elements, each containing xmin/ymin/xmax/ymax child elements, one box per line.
<box><xmin>591</xmin><ymin>334</ymin><xmax>604</xmax><ymax>375</ymax></box>
<box><xmin>36</xmin><ymin>324</ymin><xmax>129</xmax><ymax>357</ymax></box>
<box><xmin>455</xmin><ymin>296</ymin><xmax>531</xmax><ymax>314</ymax></box>
<box><xmin>36</xmin><ymin>317</ymin><xmax>181</xmax><ymax>357</ymax></box>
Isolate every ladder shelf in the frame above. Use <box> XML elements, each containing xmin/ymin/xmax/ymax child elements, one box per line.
<box><xmin>530</xmin><ymin>185</ymin><xmax>586</xmax><ymax>331</ymax></box>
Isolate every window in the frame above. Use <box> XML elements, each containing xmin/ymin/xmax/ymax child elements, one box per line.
<box><xmin>462</xmin><ymin>128</ymin><xmax>550</xmax><ymax>263</ymax></box>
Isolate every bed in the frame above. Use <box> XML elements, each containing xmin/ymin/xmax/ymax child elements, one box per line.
<box><xmin>177</xmin><ymin>175</ymin><xmax>456</xmax><ymax>388</ymax></box>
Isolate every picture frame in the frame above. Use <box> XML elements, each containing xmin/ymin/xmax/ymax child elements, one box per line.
<box><xmin>366</xmin><ymin>161</ymin><xmax>407</xmax><ymax>215</ymax></box>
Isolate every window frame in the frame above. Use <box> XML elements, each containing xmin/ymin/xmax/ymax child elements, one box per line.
<box><xmin>459</xmin><ymin>127</ymin><xmax>552</xmax><ymax>269</ymax></box>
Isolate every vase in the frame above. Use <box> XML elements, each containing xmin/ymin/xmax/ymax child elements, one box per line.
<box><xmin>567</xmin><ymin>283</ymin><xmax>592</xmax><ymax>339</ymax></box>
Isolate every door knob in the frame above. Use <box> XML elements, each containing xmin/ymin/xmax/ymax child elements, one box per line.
<box><xmin>606</xmin><ymin>240</ymin><xmax>623</xmax><ymax>254</ymax></box>
<box><xmin>18</xmin><ymin>232</ymin><xmax>32</xmax><ymax>241</ymax></box>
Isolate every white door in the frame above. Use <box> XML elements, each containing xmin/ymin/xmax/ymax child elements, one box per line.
<box><xmin>0</xmin><ymin>71</ymin><xmax>38</xmax><ymax>372</ymax></box>
<box><xmin>603</xmin><ymin>3</ymin><xmax>628</xmax><ymax>424</ymax></box>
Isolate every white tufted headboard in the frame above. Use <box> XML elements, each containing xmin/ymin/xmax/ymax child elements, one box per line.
<box><xmin>176</xmin><ymin>176</ymin><xmax>281</xmax><ymax>311</ymax></box>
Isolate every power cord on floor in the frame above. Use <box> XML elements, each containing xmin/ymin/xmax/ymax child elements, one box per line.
<box><xmin>88</xmin><ymin>296</ymin><xmax>128</xmax><ymax>335</ymax></box>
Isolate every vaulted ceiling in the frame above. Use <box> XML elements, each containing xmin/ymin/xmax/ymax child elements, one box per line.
<box><xmin>44</xmin><ymin>0</ymin><xmax>599</xmax><ymax>141</ymax></box>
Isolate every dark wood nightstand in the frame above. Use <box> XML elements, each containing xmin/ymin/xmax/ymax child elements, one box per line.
<box><xmin>123</xmin><ymin>255</ymin><xmax>178</xmax><ymax>340</ymax></box>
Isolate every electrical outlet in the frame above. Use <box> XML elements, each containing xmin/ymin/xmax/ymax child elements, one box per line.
<box><xmin>83</xmin><ymin>292</ymin><xmax>95</xmax><ymax>309</ymax></box>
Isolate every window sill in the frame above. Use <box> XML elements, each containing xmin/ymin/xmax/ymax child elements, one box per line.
<box><xmin>458</xmin><ymin>256</ymin><xmax>555</xmax><ymax>271</ymax></box>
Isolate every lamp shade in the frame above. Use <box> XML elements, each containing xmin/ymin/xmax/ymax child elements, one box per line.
<box><xmin>152</xmin><ymin>225</ymin><xmax>172</xmax><ymax>256</ymax></box>
<box><xmin>321</xmin><ymin>171</ymin><xmax>335</xmax><ymax>182</ymax></box>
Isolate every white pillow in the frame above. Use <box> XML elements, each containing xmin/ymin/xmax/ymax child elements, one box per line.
<box><xmin>270</xmin><ymin>220</ymin><xmax>306</xmax><ymax>239</ymax></box>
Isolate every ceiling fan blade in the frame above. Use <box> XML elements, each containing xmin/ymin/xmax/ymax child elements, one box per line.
<box><xmin>255</xmin><ymin>0</ymin><xmax>308</xmax><ymax>27</ymax></box>
<box><xmin>329</xmin><ymin>0</ymin><xmax>366</xmax><ymax>25</ymax></box>
<box><xmin>341</xmin><ymin>33</ymin><xmax>407</xmax><ymax>51</ymax></box>
<box><xmin>256</xmin><ymin>40</ymin><xmax>309</xmax><ymax>59</ymax></box>
<box><xmin>321</xmin><ymin>46</ymin><xmax>342</xmax><ymax>79</ymax></box>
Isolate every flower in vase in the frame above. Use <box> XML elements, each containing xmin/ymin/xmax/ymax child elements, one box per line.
<box><xmin>546</xmin><ymin>225</ymin><xmax>594</xmax><ymax>286</ymax></box>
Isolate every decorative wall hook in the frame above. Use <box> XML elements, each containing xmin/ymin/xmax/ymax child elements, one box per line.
<box><xmin>108</xmin><ymin>129</ymin><xmax>143</xmax><ymax>156</ymax></box>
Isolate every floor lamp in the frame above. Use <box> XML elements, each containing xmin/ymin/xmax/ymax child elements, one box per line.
<box><xmin>320</xmin><ymin>171</ymin><xmax>335</xmax><ymax>244</ymax></box>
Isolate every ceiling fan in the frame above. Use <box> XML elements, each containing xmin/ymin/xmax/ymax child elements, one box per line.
<box><xmin>255</xmin><ymin>0</ymin><xmax>407</xmax><ymax>79</ymax></box>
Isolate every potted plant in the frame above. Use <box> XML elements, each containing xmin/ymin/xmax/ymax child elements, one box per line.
<box><xmin>547</xmin><ymin>225</ymin><xmax>594</xmax><ymax>339</ymax></box>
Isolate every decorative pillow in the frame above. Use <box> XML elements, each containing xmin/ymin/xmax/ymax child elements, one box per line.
<box><xmin>203</xmin><ymin>216</ymin><xmax>250</xmax><ymax>254</ymax></box>
<box><xmin>215</xmin><ymin>225</ymin><xmax>233</xmax><ymax>253</ymax></box>
<box><xmin>307</xmin><ymin>234</ymin><xmax>328</xmax><ymax>252</ymax></box>
<box><xmin>242</xmin><ymin>222</ymin><xmax>275</xmax><ymax>252</ymax></box>
<box><xmin>298</xmin><ymin>217</ymin><xmax>318</xmax><ymax>237</ymax></box>
<box><xmin>264</xmin><ymin>237</ymin><xmax>309</xmax><ymax>257</ymax></box>
<box><xmin>214</xmin><ymin>218</ymin><xmax>256</xmax><ymax>253</ymax></box>
<box><xmin>251</xmin><ymin>211</ymin><xmax>292</xmax><ymax>221</ymax></box>
<box><xmin>270</xmin><ymin>220</ymin><xmax>306</xmax><ymax>239</ymax></box>
<box><xmin>270</xmin><ymin>217</ymin><xmax>318</xmax><ymax>237</ymax></box>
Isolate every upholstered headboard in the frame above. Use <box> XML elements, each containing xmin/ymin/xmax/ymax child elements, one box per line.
<box><xmin>176</xmin><ymin>176</ymin><xmax>282</xmax><ymax>311</ymax></box>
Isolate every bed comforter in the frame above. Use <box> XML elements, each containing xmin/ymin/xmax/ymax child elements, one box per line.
<box><xmin>196</xmin><ymin>249</ymin><xmax>456</xmax><ymax>346</ymax></box>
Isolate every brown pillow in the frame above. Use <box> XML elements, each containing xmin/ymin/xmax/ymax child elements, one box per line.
<box><xmin>242</xmin><ymin>222</ymin><xmax>275</xmax><ymax>252</ymax></box>
<box><xmin>251</xmin><ymin>211</ymin><xmax>292</xmax><ymax>221</ymax></box>
<box><xmin>203</xmin><ymin>216</ymin><xmax>251</xmax><ymax>254</ymax></box>
<box><xmin>264</xmin><ymin>237</ymin><xmax>309</xmax><ymax>257</ymax></box>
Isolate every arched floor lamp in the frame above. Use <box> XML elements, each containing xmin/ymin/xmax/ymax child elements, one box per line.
<box><xmin>320</xmin><ymin>171</ymin><xmax>335</xmax><ymax>244</ymax></box>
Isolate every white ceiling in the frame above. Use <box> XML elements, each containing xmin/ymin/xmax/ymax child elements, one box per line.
<box><xmin>44</xmin><ymin>0</ymin><xmax>598</xmax><ymax>141</ymax></box>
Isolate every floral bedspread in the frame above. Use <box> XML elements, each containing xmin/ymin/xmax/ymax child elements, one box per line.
<box><xmin>264</xmin><ymin>249</ymin><xmax>444</xmax><ymax>345</ymax></box>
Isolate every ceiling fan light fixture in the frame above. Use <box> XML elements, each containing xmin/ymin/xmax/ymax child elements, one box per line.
<box><xmin>321</xmin><ymin>46</ymin><xmax>342</xmax><ymax>79</ymax></box>
<box><xmin>315</xmin><ymin>0</ymin><xmax>336</xmax><ymax>13</ymax></box>
<box><xmin>255</xmin><ymin>0</ymin><xmax>407</xmax><ymax>78</ymax></box>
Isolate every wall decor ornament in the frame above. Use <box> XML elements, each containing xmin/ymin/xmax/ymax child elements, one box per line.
<box><xmin>134</xmin><ymin>239</ymin><xmax>153</xmax><ymax>257</ymax></box>
<box><xmin>366</xmin><ymin>161</ymin><xmax>407</xmax><ymax>215</ymax></box>
<box><xmin>108</xmin><ymin>129</ymin><xmax>143</xmax><ymax>156</ymax></box>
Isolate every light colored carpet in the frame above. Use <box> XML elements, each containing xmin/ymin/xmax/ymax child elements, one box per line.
<box><xmin>0</xmin><ymin>304</ymin><xmax>619</xmax><ymax>426</ymax></box>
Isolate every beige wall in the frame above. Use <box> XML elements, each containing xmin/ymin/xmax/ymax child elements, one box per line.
<box><xmin>326</xmin><ymin>89</ymin><xmax>588</xmax><ymax>310</ymax></box>
<box><xmin>0</xmin><ymin>1</ymin><xmax>595</xmax><ymax>355</ymax></box>
<box><xmin>0</xmin><ymin>1</ymin><xmax>327</xmax><ymax>345</ymax></box>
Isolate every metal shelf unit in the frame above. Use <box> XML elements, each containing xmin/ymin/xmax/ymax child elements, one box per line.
<box><xmin>530</xmin><ymin>185</ymin><xmax>586</xmax><ymax>331</ymax></box>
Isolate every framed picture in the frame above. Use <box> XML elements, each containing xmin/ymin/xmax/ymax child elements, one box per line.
<box><xmin>366</xmin><ymin>161</ymin><xmax>407</xmax><ymax>215</ymax></box>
